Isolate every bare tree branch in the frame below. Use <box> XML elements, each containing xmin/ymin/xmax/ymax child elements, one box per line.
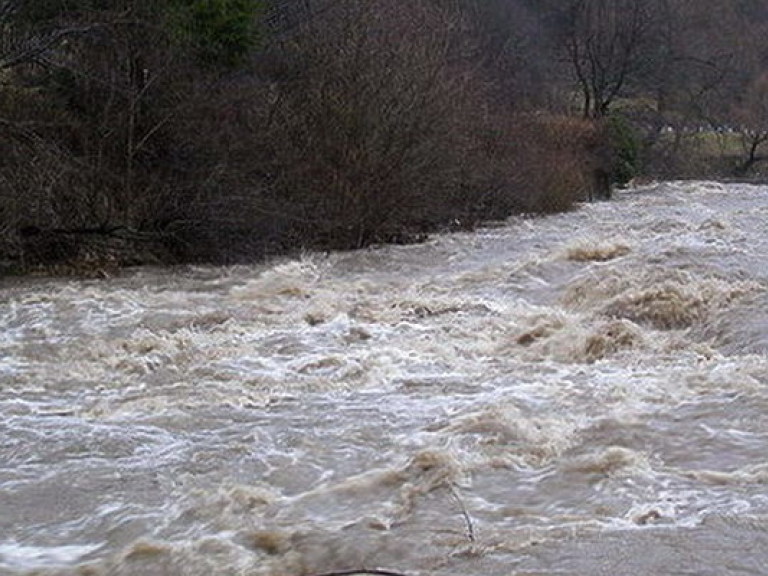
<box><xmin>0</xmin><ymin>25</ymin><xmax>99</xmax><ymax>70</ymax></box>
<box><xmin>449</xmin><ymin>483</ymin><xmax>476</xmax><ymax>544</ymax></box>
<box><xmin>307</xmin><ymin>570</ymin><xmax>409</xmax><ymax>576</ymax></box>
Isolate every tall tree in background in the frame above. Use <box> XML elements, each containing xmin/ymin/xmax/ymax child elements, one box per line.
<box><xmin>732</xmin><ymin>72</ymin><xmax>768</xmax><ymax>175</ymax></box>
<box><xmin>555</xmin><ymin>0</ymin><xmax>658</xmax><ymax>118</ymax></box>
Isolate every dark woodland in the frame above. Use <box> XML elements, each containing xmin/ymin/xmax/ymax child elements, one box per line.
<box><xmin>1</xmin><ymin>0</ymin><xmax>766</xmax><ymax>273</ymax></box>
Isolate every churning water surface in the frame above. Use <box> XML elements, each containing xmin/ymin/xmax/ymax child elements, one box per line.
<box><xmin>1</xmin><ymin>181</ymin><xmax>768</xmax><ymax>576</ymax></box>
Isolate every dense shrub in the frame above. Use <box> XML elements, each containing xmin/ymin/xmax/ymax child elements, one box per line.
<box><xmin>255</xmin><ymin>0</ymin><xmax>491</xmax><ymax>247</ymax></box>
<box><xmin>607</xmin><ymin>113</ymin><xmax>641</xmax><ymax>186</ymax></box>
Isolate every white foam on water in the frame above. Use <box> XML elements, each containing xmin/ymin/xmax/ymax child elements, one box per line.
<box><xmin>1</xmin><ymin>182</ymin><xmax>768</xmax><ymax>574</ymax></box>
<box><xmin>0</xmin><ymin>542</ymin><xmax>103</xmax><ymax>570</ymax></box>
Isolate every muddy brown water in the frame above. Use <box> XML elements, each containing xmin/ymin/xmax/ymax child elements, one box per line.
<box><xmin>1</xmin><ymin>181</ymin><xmax>767</xmax><ymax>575</ymax></box>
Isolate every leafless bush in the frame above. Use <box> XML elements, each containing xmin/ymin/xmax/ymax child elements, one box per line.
<box><xmin>476</xmin><ymin>114</ymin><xmax>609</xmax><ymax>215</ymax></box>
<box><xmin>253</xmin><ymin>0</ymin><xmax>491</xmax><ymax>248</ymax></box>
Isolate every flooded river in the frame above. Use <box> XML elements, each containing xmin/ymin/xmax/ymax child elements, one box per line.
<box><xmin>2</xmin><ymin>181</ymin><xmax>768</xmax><ymax>575</ymax></box>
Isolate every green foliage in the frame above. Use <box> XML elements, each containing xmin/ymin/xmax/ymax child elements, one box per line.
<box><xmin>607</xmin><ymin>113</ymin><xmax>640</xmax><ymax>186</ymax></box>
<box><xmin>168</xmin><ymin>0</ymin><xmax>266</xmax><ymax>67</ymax></box>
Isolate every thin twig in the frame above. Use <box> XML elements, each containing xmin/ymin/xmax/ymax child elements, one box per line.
<box><xmin>449</xmin><ymin>483</ymin><xmax>475</xmax><ymax>543</ymax></box>
<box><xmin>307</xmin><ymin>570</ymin><xmax>409</xmax><ymax>576</ymax></box>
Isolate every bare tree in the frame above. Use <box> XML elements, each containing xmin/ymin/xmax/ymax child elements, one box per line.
<box><xmin>259</xmin><ymin>0</ymin><xmax>493</xmax><ymax>247</ymax></box>
<box><xmin>732</xmin><ymin>72</ymin><xmax>768</xmax><ymax>175</ymax></box>
<box><xmin>557</xmin><ymin>0</ymin><xmax>657</xmax><ymax>118</ymax></box>
<box><xmin>0</xmin><ymin>1</ymin><xmax>97</xmax><ymax>71</ymax></box>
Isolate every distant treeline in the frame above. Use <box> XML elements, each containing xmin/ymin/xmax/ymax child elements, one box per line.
<box><xmin>1</xmin><ymin>0</ymin><xmax>766</xmax><ymax>273</ymax></box>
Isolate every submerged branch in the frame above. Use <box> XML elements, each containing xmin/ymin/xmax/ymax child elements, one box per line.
<box><xmin>449</xmin><ymin>483</ymin><xmax>476</xmax><ymax>544</ymax></box>
<box><xmin>307</xmin><ymin>570</ymin><xmax>410</xmax><ymax>576</ymax></box>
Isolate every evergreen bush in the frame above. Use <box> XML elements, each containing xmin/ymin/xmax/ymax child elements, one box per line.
<box><xmin>607</xmin><ymin>113</ymin><xmax>641</xmax><ymax>187</ymax></box>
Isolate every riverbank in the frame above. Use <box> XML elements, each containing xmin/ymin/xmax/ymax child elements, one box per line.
<box><xmin>8</xmin><ymin>174</ymin><xmax>768</xmax><ymax>280</ymax></box>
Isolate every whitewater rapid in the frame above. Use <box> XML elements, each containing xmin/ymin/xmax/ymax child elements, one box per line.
<box><xmin>1</xmin><ymin>181</ymin><xmax>767</xmax><ymax>575</ymax></box>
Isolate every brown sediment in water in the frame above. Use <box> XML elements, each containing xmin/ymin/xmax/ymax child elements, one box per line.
<box><xmin>582</xmin><ymin>319</ymin><xmax>644</xmax><ymax>362</ymax></box>
<box><xmin>561</xmin><ymin>446</ymin><xmax>649</xmax><ymax>477</ymax></box>
<box><xmin>248</xmin><ymin>531</ymin><xmax>292</xmax><ymax>555</ymax></box>
<box><xmin>600</xmin><ymin>279</ymin><xmax>757</xmax><ymax>330</ymax></box>
<box><xmin>121</xmin><ymin>540</ymin><xmax>171</xmax><ymax>562</ymax></box>
<box><xmin>565</xmin><ymin>241</ymin><xmax>631</xmax><ymax>262</ymax></box>
<box><xmin>601</xmin><ymin>285</ymin><xmax>706</xmax><ymax>329</ymax></box>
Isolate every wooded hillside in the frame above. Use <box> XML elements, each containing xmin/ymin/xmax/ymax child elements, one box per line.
<box><xmin>1</xmin><ymin>0</ymin><xmax>766</xmax><ymax>273</ymax></box>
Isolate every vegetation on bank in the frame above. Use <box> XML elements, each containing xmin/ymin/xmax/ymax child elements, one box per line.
<box><xmin>1</xmin><ymin>0</ymin><xmax>766</xmax><ymax>275</ymax></box>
